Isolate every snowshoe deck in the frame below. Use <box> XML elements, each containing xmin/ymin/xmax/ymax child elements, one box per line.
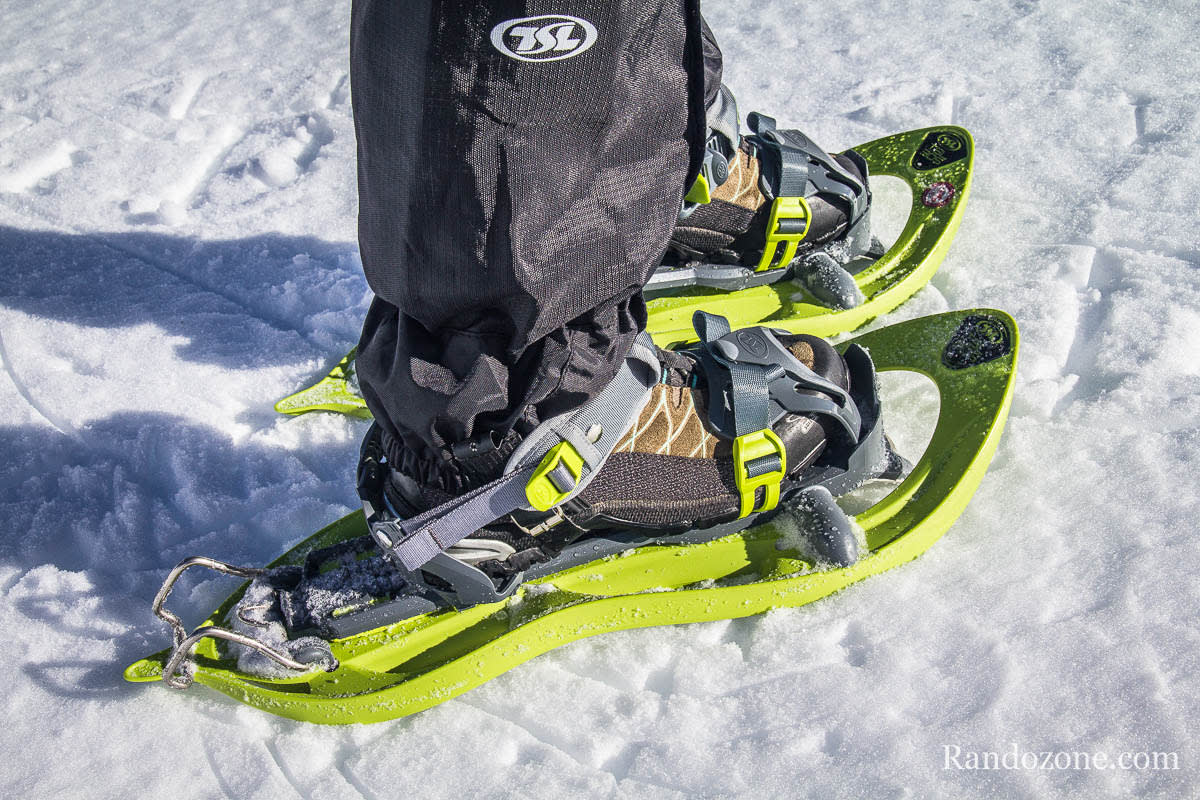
<box><xmin>128</xmin><ymin>308</ymin><xmax>1016</xmax><ymax>725</ymax></box>
<box><xmin>274</xmin><ymin>126</ymin><xmax>975</xmax><ymax>418</ymax></box>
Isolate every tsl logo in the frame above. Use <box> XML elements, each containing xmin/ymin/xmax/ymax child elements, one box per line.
<box><xmin>491</xmin><ymin>15</ymin><xmax>598</xmax><ymax>62</ymax></box>
<box><xmin>912</xmin><ymin>130</ymin><xmax>969</xmax><ymax>171</ymax></box>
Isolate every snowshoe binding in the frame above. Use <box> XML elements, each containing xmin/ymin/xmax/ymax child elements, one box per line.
<box><xmin>275</xmin><ymin>104</ymin><xmax>974</xmax><ymax>418</ymax></box>
<box><xmin>129</xmin><ymin>308</ymin><xmax>1017</xmax><ymax>724</ymax></box>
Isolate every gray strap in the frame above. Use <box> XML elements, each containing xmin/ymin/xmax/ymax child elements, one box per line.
<box><xmin>691</xmin><ymin>311</ymin><xmax>862</xmax><ymax>443</ymax></box>
<box><xmin>710</xmin><ymin>321</ymin><xmax>861</xmax><ymax>440</ymax></box>
<box><xmin>506</xmin><ymin>334</ymin><xmax>658</xmax><ymax>484</ymax></box>
<box><xmin>705</xmin><ymin>84</ymin><xmax>740</xmax><ymax>156</ymax></box>
<box><xmin>377</xmin><ymin>333</ymin><xmax>659</xmax><ymax>571</ymax></box>
<box><xmin>746</xmin><ymin>112</ymin><xmax>868</xmax><ymax>223</ymax></box>
<box><xmin>745</xmin><ymin>454</ymin><xmax>783</xmax><ymax>478</ymax></box>
<box><xmin>373</xmin><ymin>467</ymin><xmax>536</xmax><ymax>570</ymax></box>
<box><xmin>693</xmin><ymin>311</ymin><xmax>774</xmax><ymax>438</ymax></box>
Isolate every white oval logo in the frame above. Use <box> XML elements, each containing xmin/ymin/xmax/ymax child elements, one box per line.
<box><xmin>490</xmin><ymin>15</ymin><xmax>598</xmax><ymax>62</ymax></box>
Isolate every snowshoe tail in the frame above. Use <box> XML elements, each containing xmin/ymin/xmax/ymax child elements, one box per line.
<box><xmin>274</xmin><ymin>347</ymin><xmax>372</xmax><ymax>418</ymax></box>
<box><xmin>128</xmin><ymin>308</ymin><xmax>1016</xmax><ymax>725</ymax></box>
<box><xmin>275</xmin><ymin>126</ymin><xmax>975</xmax><ymax>418</ymax></box>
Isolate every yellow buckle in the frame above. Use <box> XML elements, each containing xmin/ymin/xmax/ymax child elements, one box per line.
<box><xmin>525</xmin><ymin>441</ymin><xmax>585</xmax><ymax>512</ymax></box>
<box><xmin>684</xmin><ymin>173</ymin><xmax>712</xmax><ymax>205</ymax></box>
<box><xmin>732</xmin><ymin>429</ymin><xmax>787</xmax><ymax>518</ymax></box>
<box><xmin>757</xmin><ymin>195</ymin><xmax>811</xmax><ymax>271</ymax></box>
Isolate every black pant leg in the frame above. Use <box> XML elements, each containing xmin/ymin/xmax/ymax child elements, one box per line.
<box><xmin>701</xmin><ymin>15</ymin><xmax>723</xmax><ymax>110</ymax></box>
<box><xmin>351</xmin><ymin>1</ymin><xmax>707</xmax><ymax>473</ymax></box>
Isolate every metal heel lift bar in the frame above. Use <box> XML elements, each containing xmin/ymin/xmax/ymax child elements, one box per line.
<box><xmin>153</xmin><ymin>556</ymin><xmax>336</xmax><ymax>689</ymax></box>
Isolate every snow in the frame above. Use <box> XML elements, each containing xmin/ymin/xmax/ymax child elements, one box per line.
<box><xmin>1</xmin><ymin>0</ymin><xmax>1198</xmax><ymax>797</ymax></box>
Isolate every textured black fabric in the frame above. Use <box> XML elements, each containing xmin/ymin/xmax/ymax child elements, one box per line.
<box><xmin>351</xmin><ymin>1</ymin><xmax>712</xmax><ymax>477</ymax></box>
<box><xmin>671</xmin><ymin>199</ymin><xmax>755</xmax><ymax>258</ymax></box>
<box><xmin>579</xmin><ymin>452</ymin><xmax>740</xmax><ymax>526</ymax></box>
<box><xmin>700</xmin><ymin>16</ymin><xmax>723</xmax><ymax>111</ymax></box>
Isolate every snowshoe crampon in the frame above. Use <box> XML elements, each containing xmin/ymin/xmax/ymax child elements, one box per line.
<box><xmin>128</xmin><ymin>308</ymin><xmax>1016</xmax><ymax>724</ymax></box>
<box><xmin>274</xmin><ymin>126</ymin><xmax>975</xmax><ymax>418</ymax></box>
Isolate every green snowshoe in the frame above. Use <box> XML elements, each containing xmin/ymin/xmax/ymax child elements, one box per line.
<box><xmin>128</xmin><ymin>308</ymin><xmax>1017</xmax><ymax>724</ymax></box>
<box><xmin>275</xmin><ymin>125</ymin><xmax>975</xmax><ymax>418</ymax></box>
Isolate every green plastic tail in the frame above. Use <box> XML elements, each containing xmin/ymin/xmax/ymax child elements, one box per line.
<box><xmin>274</xmin><ymin>346</ymin><xmax>372</xmax><ymax>418</ymax></box>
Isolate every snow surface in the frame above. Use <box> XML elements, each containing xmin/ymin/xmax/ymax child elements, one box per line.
<box><xmin>2</xmin><ymin>1</ymin><xmax>1198</xmax><ymax>797</ymax></box>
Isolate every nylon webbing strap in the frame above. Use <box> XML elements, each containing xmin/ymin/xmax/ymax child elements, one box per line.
<box><xmin>693</xmin><ymin>311</ymin><xmax>773</xmax><ymax>437</ymax></box>
<box><xmin>374</xmin><ymin>467</ymin><xmax>537</xmax><ymax>570</ymax></box>
<box><xmin>705</xmin><ymin>84</ymin><xmax>740</xmax><ymax>156</ymax></box>
<box><xmin>377</xmin><ymin>334</ymin><xmax>659</xmax><ymax>571</ymax></box>
<box><xmin>746</xmin><ymin>112</ymin><xmax>868</xmax><ymax>223</ymax></box>
<box><xmin>693</xmin><ymin>311</ymin><xmax>789</xmax><ymax>518</ymax></box>
<box><xmin>506</xmin><ymin>334</ymin><xmax>658</xmax><ymax>481</ymax></box>
<box><xmin>745</xmin><ymin>454</ymin><xmax>783</xmax><ymax>478</ymax></box>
